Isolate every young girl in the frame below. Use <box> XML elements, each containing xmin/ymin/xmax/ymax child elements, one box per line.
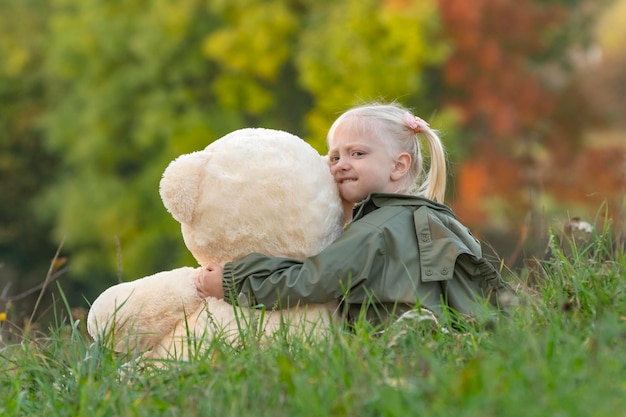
<box><xmin>195</xmin><ymin>102</ymin><xmax>516</xmax><ymax>326</ymax></box>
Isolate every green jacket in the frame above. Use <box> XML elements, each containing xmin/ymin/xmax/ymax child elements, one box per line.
<box><xmin>223</xmin><ymin>193</ymin><xmax>516</xmax><ymax>325</ymax></box>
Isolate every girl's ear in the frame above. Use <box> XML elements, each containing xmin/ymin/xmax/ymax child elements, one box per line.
<box><xmin>391</xmin><ymin>152</ymin><xmax>411</xmax><ymax>181</ymax></box>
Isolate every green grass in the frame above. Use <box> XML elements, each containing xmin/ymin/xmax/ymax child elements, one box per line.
<box><xmin>1</xmin><ymin>230</ymin><xmax>625</xmax><ymax>417</ymax></box>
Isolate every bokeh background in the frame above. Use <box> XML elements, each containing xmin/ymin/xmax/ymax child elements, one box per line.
<box><xmin>1</xmin><ymin>0</ymin><xmax>624</xmax><ymax>329</ymax></box>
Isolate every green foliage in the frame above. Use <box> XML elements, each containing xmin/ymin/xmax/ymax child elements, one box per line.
<box><xmin>11</xmin><ymin>0</ymin><xmax>449</xmax><ymax>298</ymax></box>
<box><xmin>295</xmin><ymin>0</ymin><xmax>449</xmax><ymax>147</ymax></box>
<box><xmin>203</xmin><ymin>0</ymin><xmax>298</xmax><ymax>113</ymax></box>
<box><xmin>0</xmin><ymin>0</ymin><xmax>60</xmax><ymax>288</ymax></box>
<box><xmin>1</xmin><ymin>234</ymin><xmax>625</xmax><ymax>416</ymax></box>
<box><xmin>41</xmin><ymin>0</ymin><xmax>246</xmax><ymax>286</ymax></box>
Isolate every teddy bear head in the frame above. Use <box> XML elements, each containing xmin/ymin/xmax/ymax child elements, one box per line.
<box><xmin>159</xmin><ymin>128</ymin><xmax>345</xmax><ymax>266</ymax></box>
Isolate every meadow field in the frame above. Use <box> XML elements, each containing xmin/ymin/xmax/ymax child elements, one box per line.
<box><xmin>1</xmin><ymin>228</ymin><xmax>624</xmax><ymax>417</ymax></box>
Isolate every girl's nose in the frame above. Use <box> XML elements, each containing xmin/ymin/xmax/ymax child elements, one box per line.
<box><xmin>334</xmin><ymin>157</ymin><xmax>349</xmax><ymax>171</ymax></box>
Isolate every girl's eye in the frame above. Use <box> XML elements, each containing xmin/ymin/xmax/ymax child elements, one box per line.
<box><xmin>329</xmin><ymin>155</ymin><xmax>340</xmax><ymax>163</ymax></box>
<box><xmin>352</xmin><ymin>151</ymin><xmax>364</xmax><ymax>157</ymax></box>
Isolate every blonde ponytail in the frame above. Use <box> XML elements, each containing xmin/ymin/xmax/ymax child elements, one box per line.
<box><xmin>416</xmin><ymin>126</ymin><xmax>447</xmax><ymax>203</ymax></box>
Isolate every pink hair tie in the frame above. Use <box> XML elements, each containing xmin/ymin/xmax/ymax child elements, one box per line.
<box><xmin>403</xmin><ymin>112</ymin><xmax>429</xmax><ymax>133</ymax></box>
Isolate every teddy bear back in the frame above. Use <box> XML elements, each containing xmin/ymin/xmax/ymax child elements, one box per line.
<box><xmin>160</xmin><ymin>128</ymin><xmax>344</xmax><ymax>266</ymax></box>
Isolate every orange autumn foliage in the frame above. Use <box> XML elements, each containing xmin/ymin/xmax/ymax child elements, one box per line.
<box><xmin>451</xmin><ymin>161</ymin><xmax>489</xmax><ymax>224</ymax></box>
<box><xmin>438</xmin><ymin>0</ymin><xmax>621</xmax><ymax>229</ymax></box>
<box><xmin>439</xmin><ymin>0</ymin><xmax>562</xmax><ymax>139</ymax></box>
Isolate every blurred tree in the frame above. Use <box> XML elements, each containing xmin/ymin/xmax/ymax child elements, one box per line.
<box><xmin>595</xmin><ymin>0</ymin><xmax>626</xmax><ymax>56</ymax></box>
<box><xmin>0</xmin><ymin>0</ymin><xmax>62</xmax><ymax>319</ymax></box>
<box><xmin>581</xmin><ymin>0</ymin><xmax>626</xmax><ymax>130</ymax></box>
<box><xmin>40</xmin><ymin>0</ymin><xmax>242</xmax><ymax>299</ymax></box>
<box><xmin>201</xmin><ymin>0</ymin><xmax>313</xmax><ymax>136</ymax></box>
<box><xmin>560</xmin><ymin>0</ymin><xmax>626</xmax><ymax>234</ymax></box>
<box><xmin>295</xmin><ymin>0</ymin><xmax>450</xmax><ymax>149</ymax></box>
<box><xmin>34</xmin><ymin>0</ymin><xmax>451</xmax><ymax>303</ymax></box>
<box><xmin>437</xmin><ymin>0</ymin><xmax>613</xmax><ymax>254</ymax></box>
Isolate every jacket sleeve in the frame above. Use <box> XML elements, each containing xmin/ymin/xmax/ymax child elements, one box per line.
<box><xmin>442</xmin><ymin>253</ymin><xmax>515</xmax><ymax>315</ymax></box>
<box><xmin>413</xmin><ymin>206</ymin><xmax>518</xmax><ymax>316</ymax></box>
<box><xmin>221</xmin><ymin>221</ymin><xmax>387</xmax><ymax>309</ymax></box>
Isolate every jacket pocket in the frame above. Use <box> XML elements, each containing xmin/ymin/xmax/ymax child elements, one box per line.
<box><xmin>413</xmin><ymin>207</ymin><xmax>480</xmax><ymax>283</ymax></box>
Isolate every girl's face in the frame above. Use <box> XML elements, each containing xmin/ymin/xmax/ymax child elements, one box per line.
<box><xmin>328</xmin><ymin>122</ymin><xmax>405</xmax><ymax>203</ymax></box>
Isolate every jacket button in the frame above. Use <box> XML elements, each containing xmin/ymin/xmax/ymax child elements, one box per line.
<box><xmin>420</xmin><ymin>234</ymin><xmax>430</xmax><ymax>242</ymax></box>
<box><xmin>425</xmin><ymin>269</ymin><xmax>433</xmax><ymax>276</ymax></box>
<box><xmin>441</xmin><ymin>268</ymin><xmax>448</xmax><ymax>275</ymax></box>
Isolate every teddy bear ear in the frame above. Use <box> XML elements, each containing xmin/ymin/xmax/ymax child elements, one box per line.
<box><xmin>159</xmin><ymin>151</ymin><xmax>207</xmax><ymax>224</ymax></box>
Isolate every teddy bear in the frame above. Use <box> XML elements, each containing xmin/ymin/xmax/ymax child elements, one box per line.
<box><xmin>86</xmin><ymin>127</ymin><xmax>345</xmax><ymax>360</ymax></box>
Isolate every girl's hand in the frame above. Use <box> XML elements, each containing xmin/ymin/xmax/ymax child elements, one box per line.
<box><xmin>195</xmin><ymin>263</ymin><xmax>224</xmax><ymax>299</ymax></box>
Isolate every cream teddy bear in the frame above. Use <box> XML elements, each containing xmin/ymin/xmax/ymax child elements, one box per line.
<box><xmin>87</xmin><ymin>128</ymin><xmax>344</xmax><ymax>360</ymax></box>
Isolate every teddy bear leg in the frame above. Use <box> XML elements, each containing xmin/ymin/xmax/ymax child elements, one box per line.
<box><xmin>87</xmin><ymin>267</ymin><xmax>204</xmax><ymax>354</ymax></box>
<box><xmin>144</xmin><ymin>301</ymin><xmax>339</xmax><ymax>362</ymax></box>
<box><xmin>143</xmin><ymin>297</ymin><xmax>242</xmax><ymax>361</ymax></box>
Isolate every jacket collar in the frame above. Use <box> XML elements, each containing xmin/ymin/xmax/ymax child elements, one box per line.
<box><xmin>352</xmin><ymin>193</ymin><xmax>455</xmax><ymax>221</ymax></box>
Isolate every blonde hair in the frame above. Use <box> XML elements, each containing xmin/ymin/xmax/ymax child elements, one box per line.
<box><xmin>327</xmin><ymin>102</ymin><xmax>447</xmax><ymax>203</ymax></box>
